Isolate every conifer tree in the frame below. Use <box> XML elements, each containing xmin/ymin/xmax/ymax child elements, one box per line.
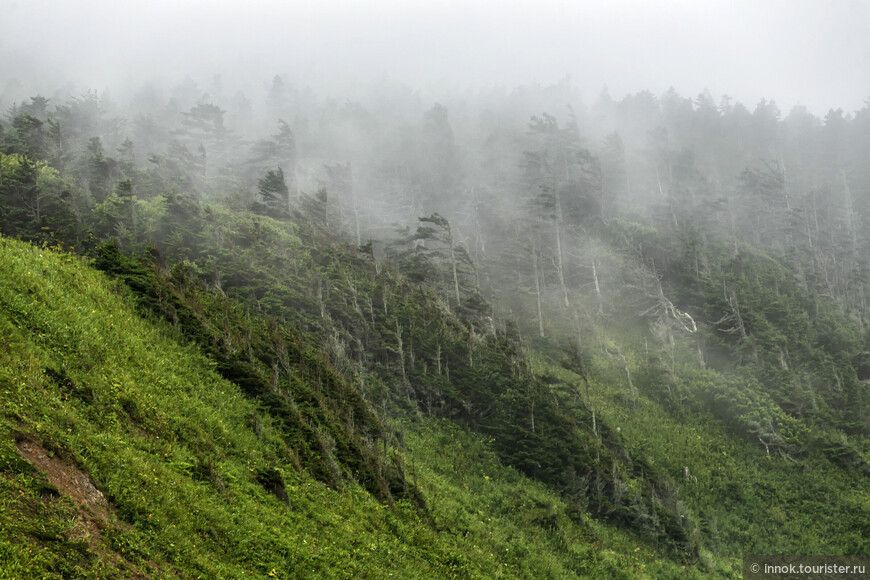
<box><xmin>256</xmin><ymin>167</ymin><xmax>290</xmax><ymax>219</ymax></box>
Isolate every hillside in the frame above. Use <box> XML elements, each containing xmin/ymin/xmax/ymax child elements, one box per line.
<box><xmin>0</xmin><ymin>236</ymin><xmax>707</xmax><ymax>578</ymax></box>
<box><xmin>2</xmin><ymin>79</ymin><xmax>870</xmax><ymax>578</ymax></box>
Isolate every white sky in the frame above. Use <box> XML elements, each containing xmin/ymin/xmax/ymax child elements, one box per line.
<box><xmin>1</xmin><ymin>0</ymin><xmax>868</xmax><ymax>115</ymax></box>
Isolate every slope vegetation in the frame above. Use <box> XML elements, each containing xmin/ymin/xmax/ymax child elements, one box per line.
<box><xmin>0</xmin><ymin>237</ymin><xmax>705</xmax><ymax>578</ymax></box>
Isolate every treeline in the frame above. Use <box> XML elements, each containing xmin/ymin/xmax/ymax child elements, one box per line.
<box><xmin>0</xmin><ymin>86</ymin><xmax>706</xmax><ymax>556</ymax></box>
<box><xmin>3</xmin><ymin>78</ymin><xmax>870</xmax><ymax>563</ymax></box>
<box><xmin>3</xmin><ymin>83</ymin><xmax>869</xmax><ymax>324</ymax></box>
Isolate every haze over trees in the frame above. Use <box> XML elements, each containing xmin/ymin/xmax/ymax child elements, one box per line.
<box><xmin>1</xmin><ymin>1</ymin><xmax>870</xmax><ymax>577</ymax></box>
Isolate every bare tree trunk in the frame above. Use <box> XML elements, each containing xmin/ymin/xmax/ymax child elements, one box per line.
<box><xmin>780</xmin><ymin>155</ymin><xmax>791</xmax><ymax>210</ymax></box>
<box><xmin>658</xmin><ymin>167</ymin><xmax>678</xmax><ymax>229</ymax></box>
<box><xmin>529</xmin><ymin>384</ymin><xmax>536</xmax><ymax>433</ymax></box>
<box><xmin>472</xmin><ymin>187</ymin><xmax>485</xmax><ymax>255</ymax></box>
<box><xmin>843</xmin><ymin>169</ymin><xmax>858</xmax><ymax>254</ymax></box>
<box><xmin>349</xmin><ymin>162</ymin><xmax>361</xmax><ymax>246</ymax></box>
<box><xmin>592</xmin><ymin>258</ymin><xmax>603</xmax><ymax>314</ymax></box>
<box><xmin>550</xmin><ymin>212</ymin><xmax>570</xmax><ymax>308</ymax></box>
<box><xmin>395</xmin><ymin>321</ymin><xmax>407</xmax><ymax>386</ymax></box>
<box><xmin>448</xmin><ymin>230</ymin><xmax>461</xmax><ymax>307</ymax></box>
<box><xmin>597</xmin><ymin>158</ymin><xmax>607</xmax><ymax>223</ymax></box>
<box><xmin>533</xmin><ymin>245</ymin><xmax>545</xmax><ymax>337</ymax></box>
<box><xmin>616</xmin><ymin>347</ymin><xmax>636</xmax><ymax>397</ymax></box>
<box><xmin>714</xmin><ymin>285</ymin><xmax>757</xmax><ymax>362</ymax></box>
<box><xmin>553</xmin><ymin>161</ymin><xmax>571</xmax><ymax>307</ymax></box>
<box><xmin>317</xmin><ymin>278</ymin><xmax>326</xmax><ymax>319</ymax></box>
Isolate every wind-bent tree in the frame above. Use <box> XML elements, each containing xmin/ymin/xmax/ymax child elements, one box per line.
<box><xmin>415</xmin><ymin>213</ymin><xmax>464</xmax><ymax>307</ymax></box>
<box><xmin>255</xmin><ymin>167</ymin><xmax>290</xmax><ymax>219</ymax></box>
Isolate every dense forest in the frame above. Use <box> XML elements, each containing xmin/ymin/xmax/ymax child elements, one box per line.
<box><xmin>2</xmin><ymin>75</ymin><xmax>870</xmax><ymax>578</ymax></box>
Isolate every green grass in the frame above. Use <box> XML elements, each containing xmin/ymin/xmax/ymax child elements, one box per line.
<box><xmin>0</xmin><ymin>238</ymin><xmax>462</xmax><ymax>577</ymax></box>
<box><xmin>532</xmin><ymin>344</ymin><xmax>870</xmax><ymax>571</ymax></box>
<box><xmin>0</xmin><ymin>237</ymin><xmax>723</xmax><ymax>578</ymax></box>
<box><xmin>401</xmin><ymin>418</ymin><xmax>716</xmax><ymax>578</ymax></box>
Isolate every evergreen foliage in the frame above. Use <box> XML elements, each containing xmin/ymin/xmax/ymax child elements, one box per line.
<box><xmin>3</xmin><ymin>79</ymin><xmax>870</xmax><ymax>577</ymax></box>
<box><xmin>0</xmin><ymin>237</ymin><xmax>703</xmax><ymax>578</ymax></box>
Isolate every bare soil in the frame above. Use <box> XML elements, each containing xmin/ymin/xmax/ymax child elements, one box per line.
<box><xmin>14</xmin><ymin>436</ymin><xmax>157</xmax><ymax>578</ymax></box>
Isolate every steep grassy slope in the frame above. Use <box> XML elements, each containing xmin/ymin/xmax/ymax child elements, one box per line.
<box><xmin>105</xmin><ymin>202</ymin><xmax>870</xmax><ymax>566</ymax></box>
<box><xmin>520</xmin><ymin>221</ymin><xmax>870</xmax><ymax>561</ymax></box>
<box><xmin>0</xmin><ymin>237</ymin><xmax>711</xmax><ymax>578</ymax></box>
<box><xmin>402</xmin><ymin>418</ymin><xmax>737</xmax><ymax>578</ymax></box>
<box><xmin>538</xmin><ymin>355</ymin><xmax>870</xmax><ymax>557</ymax></box>
<box><xmin>4</xmin><ymin>82</ymin><xmax>870</xmax><ymax>578</ymax></box>
<box><xmin>0</xmin><ymin>237</ymin><xmax>433</xmax><ymax>577</ymax></box>
<box><xmin>136</xmin><ymin>208</ymin><xmax>705</xmax><ymax>559</ymax></box>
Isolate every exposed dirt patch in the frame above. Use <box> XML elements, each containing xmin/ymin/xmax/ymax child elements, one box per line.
<box><xmin>16</xmin><ymin>438</ymin><xmax>115</xmax><ymax>556</ymax></box>
<box><xmin>15</xmin><ymin>437</ymin><xmax>127</xmax><ymax>565</ymax></box>
<box><xmin>14</xmin><ymin>436</ymin><xmax>165</xmax><ymax>578</ymax></box>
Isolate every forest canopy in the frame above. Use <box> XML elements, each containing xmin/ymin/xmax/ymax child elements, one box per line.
<box><xmin>1</xmin><ymin>2</ymin><xmax>869</xmax><ymax>577</ymax></box>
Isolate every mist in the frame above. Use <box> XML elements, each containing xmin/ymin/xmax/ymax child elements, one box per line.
<box><xmin>2</xmin><ymin>0</ymin><xmax>868</xmax><ymax>115</ymax></box>
<box><xmin>6</xmin><ymin>1</ymin><xmax>870</xmax><ymax>574</ymax></box>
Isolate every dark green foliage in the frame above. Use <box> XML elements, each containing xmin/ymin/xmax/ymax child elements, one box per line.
<box><xmin>255</xmin><ymin>467</ymin><xmax>290</xmax><ymax>504</ymax></box>
<box><xmin>158</xmin><ymin>210</ymin><xmax>699</xmax><ymax>557</ymax></box>
<box><xmin>3</xmin><ymin>113</ymin><xmax>46</xmax><ymax>159</ymax></box>
<box><xmin>7</xmin><ymin>81</ymin><xmax>870</xmax><ymax>576</ymax></box>
<box><xmin>3</xmin><ymin>236</ymin><xmax>700</xmax><ymax>578</ymax></box>
<box><xmin>84</xmin><ymin>137</ymin><xmax>115</xmax><ymax>203</ymax></box>
<box><xmin>0</xmin><ymin>152</ymin><xmax>78</xmax><ymax>244</ymax></box>
<box><xmin>296</xmin><ymin>186</ymin><xmax>332</xmax><ymax>231</ymax></box>
<box><xmin>699</xmin><ymin>251</ymin><xmax>870</xmax><ymax>433</ymax></box>
<box><xmin>0</xmin><ymin>152</ymin><xmax>39</xmax><ymax>234</ymax></box>
<box><xmin>253</xmin><ymin>167</ymin><xmax>289</xmax><ymax>218</ymax></box>
<box><xmin>93</xmin><ymin>239</ymin><xmax>412</xmax><ymax>505</ymax></box>
<box><xmin>92</xmin><ymin>178</ymin><xmax>136</xmax><ymax>242</ymax></box>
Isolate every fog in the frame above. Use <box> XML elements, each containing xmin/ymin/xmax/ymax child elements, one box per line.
<box><xmin>2</xmin><ymin>0</ymin><xmax>868</xmax><ymax>115</ymax></box>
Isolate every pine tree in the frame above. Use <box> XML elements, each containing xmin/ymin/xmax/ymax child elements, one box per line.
<box><xmin>255</xmin><ymin>167</ymin><xmax>290</xmax><ymax>218</ymax></box>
